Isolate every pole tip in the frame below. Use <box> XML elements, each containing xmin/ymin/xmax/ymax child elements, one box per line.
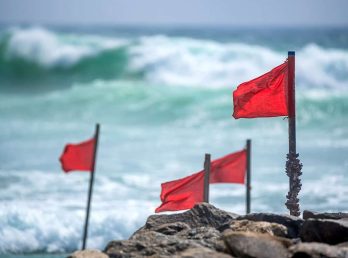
<box><xmin>288</xmin><ymin>51</ymin><xmax>295</xmax><ymax>56</ymax></box>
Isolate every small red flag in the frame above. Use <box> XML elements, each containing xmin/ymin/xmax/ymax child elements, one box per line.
<box><xmin>233</xmin><ymin>61</ymin><xmax>288</xmax><ymax>119</ymax></box>
<box><xmin>209</xmin><ymin>150</ymin><xmax>247</xmax><ymax>184</ymax></box>
<box><xmin>155</xmin><ymin>171</ymin><xmax>204</xmax><ymax>213</ymax></box>
<box><xmin>59</xmin><ymin>138</ymin><xmax>95</xmax><ymax>173</ymax></box>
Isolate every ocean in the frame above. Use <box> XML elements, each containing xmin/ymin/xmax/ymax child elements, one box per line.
<box><xmin>0</xmin><ymin>25</ymin><xmax>348</xmax><ymax>256</ymax></box>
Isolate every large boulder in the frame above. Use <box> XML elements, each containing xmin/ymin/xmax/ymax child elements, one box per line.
<box><xmin>105</xmin><ymin>231</ymin><xmax>229</xmax><ymax>257</ymax></box>
<box><xmin>303</xmin><ymin>210</ymin><xmax>348</xmax><ymax>220</ymax></box>
<box><xmin>133</xmin><ymin>203</ymin><xmax>237</xmax><ymax>237</ymax></box>
<box><xmin>223</xmin><ymin>231</ymin><xmax>292</xmax><ymax>258</ymax></box>
<box><xmin>177</xmin><ymin>247</ymin><xmax>233</xmax><ymax>258</ymax></box>
<box><xmin>300</xmin><ymin>218</ymin><xmax>348</xmax><ymax>244</ymax></box>
<box><xmin>237</xmin><ymin>213</ymin><xmax>304</xmax><ymax>238</ymax></box>
<box><xmin>289</xmin><ymin>242</ymin><xmax>348</xmax><ymax>258</ymax></box>
<box><xmin>221</xmin><ymin>219</ymin><xmax>288</xmax><ymax>238</ymax></box>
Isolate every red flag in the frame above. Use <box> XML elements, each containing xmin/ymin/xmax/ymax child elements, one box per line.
<box><xmin>233</xmin><ymin>61</ymin><xmax>288</xmax><ymax>119</ymax></box>
<box><xmin>209</xmin><ymin>150</ymin><xmax>247</xmax><ymax>184</ymax></box>
<box><xmin>155</xmin><ymin>171</ymin><xmax>204</xmax><ymax>213</ymax></box>
<box><xmin>59</xmin><ymin>138</ymin><xmax>95</xmax><ymax>173</ymax></box>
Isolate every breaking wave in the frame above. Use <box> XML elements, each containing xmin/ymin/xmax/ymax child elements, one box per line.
<box><xmin>0</xmin><ymin>27</ymin><xmax>348</xmax><ymax>89</ymax></box>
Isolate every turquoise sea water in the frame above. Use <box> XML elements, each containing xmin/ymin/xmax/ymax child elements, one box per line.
<box><xmin>0</xmin><ymin>25</ymin><xmax>348</xmax><ymax>256</ymax></box>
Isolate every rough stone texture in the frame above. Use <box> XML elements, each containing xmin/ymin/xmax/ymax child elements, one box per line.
<box><xmin>289</xmin><ymin>242</ymin><xmax>348</xmax><ymax>258</ymax></box>
<box><xmin>68</xmin><ymin>205</ymin><xmax>348</xmax><ymax>258</ymax></box>
<box><xmin>300</xmin><ymin>219</ymin><xmax>348</xmax><ymax>245</ymax></box>
<box><xmin>176</xmin><ymin>226</ymin><xmax>227</xmax><ymax>252</ymax></box>
<box><xmin>177</xmin><ymin>247</ymin><xmax>233</xmax><ymax>258</ymax></box>
<box><xmin>237</xmin><ymin>212</ymin><xmax>304</xmax><ymax>238</ymax></box>
<box><xmin>303</xmin><ymin>210</ymin><xmax>348</xmax><ymax>220</ymax></box>
<box><xmin>336</xmin><ymin>242</ymin><xmax>348</xmax><ymax>248</ymax></box>
<box><xmin>223</xmin><ymin>231</ymin><xmax>292</xmax><ymax>258</ymax></box>
<box><xmin>133</xmin><ymin>203</ymin><xmax>237</xmax><ymax>237</ymax></box>
<box><xmin>68</xmin><ymin>249</ymin><xmax>109</xmax><ymax>258</ymax></box>
<box><xmin>105</xmin><ymin>231</ymin><xmax>228</xmax><ymax>258</ymax></box>
<box><xmin>221</xmin><ymin>219</ymin><xmax>288</xmax><ymax>238</ymax></box>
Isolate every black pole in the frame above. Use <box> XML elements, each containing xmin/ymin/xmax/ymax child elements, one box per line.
<box><xmin>285</xmin><ymin>52</ymin><xmax>302</xmax><ymax>217</ymax></box>
<box><xmin>203</xmin><ymin>153</ymin><xmax>211</xmax><ymax>203</ymax></box>
<box><xmin>246</xmin><ymin>139</ymin><xmax>251</xmax><ymax>214</ymax></box>
<box><xmin>82</xmin><ymin>123</ymin><xmax>100</xmax><ymax>250</ymax></box>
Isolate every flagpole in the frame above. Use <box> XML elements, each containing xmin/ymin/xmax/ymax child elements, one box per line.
<box><xmin>203</xmin><ymin>153</ymin><xmax>211</xmax><ymax>203</ymax></box>
<box><xmin>246</xmin><ymin>139</ymin><xmax>251</xmax><ymax>214</ymax></box>
<box><xmin>285</xmin><ymin>51</ymin><xmax>302</xmax><ymax>217</ymax></box>
<box><xmin>82</xmin><ymin>123</ymin><xmax>100</xmax><ymax>250</ymax></box>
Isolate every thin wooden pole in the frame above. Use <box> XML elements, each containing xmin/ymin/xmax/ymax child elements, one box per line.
<box><xmin>246</xmin><ymin>139</ymin><xmax>251</xmax><ymax>214</ymax></box>
<box><xmin>203</xmin><ymin>153</ymin><xmax>211</xmax><ymax>203</ymax></box>
<box><xmin>82</xmin><ymin>123</ymin><xmax>100</xmax><ymax>250</ymax></box>
<box><xmin>285</xmin><ymin>51</ymin><xmax>302</xmax><ymax>217</ymax></box>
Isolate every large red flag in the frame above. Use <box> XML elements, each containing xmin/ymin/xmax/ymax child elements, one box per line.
<box><xmin>155</xmin><ymin>171</ymin><xmax>204</xmax><ymax>213</ymax></box>
<box><xmin>233</xmin><ymin>61</ymin><xmax>288</xmax><ymax>119</ymax></box>
<box><xmin>210</xmin><ymin>149</ymin><xmax>247</xmax><ymax>184</ymax></box>
<box><xmin>59</xmin><ymin>138</ymin><xmax>95</xmax><ymax>173</ymax></box>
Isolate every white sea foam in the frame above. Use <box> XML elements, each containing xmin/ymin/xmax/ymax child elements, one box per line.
<box><xmin>3</xmin><ymin>28</ymin><xmax>348</xmax><ymax>89</ymax></box>
<box><xmin>128</xmin><ymin>35</ymin><xmax>348</xmax><ymax>89</ymax></box>
<box><xmin>5</xmin><ymin>27</ymin><xmax>126</xmax><ymax>68</ymax></box>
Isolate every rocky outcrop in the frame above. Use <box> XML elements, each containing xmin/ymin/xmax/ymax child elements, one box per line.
<box><xmin>237</xmin><ymin>212</ymin><xmax>303</xmax><ymax>238</ymax></box>
<box><xmin>289</xmin><ymin>242</ymin><xmax>348</xmax><ymax>258</ymax></box>
<box><xmin>221</xmin><ymin>219</ymin><xmax>288</xmax><ymax>238</ymax></box>
<box><xmin>133</xmin><ymin>203</ymin><xmax>237</xmax><ymax>237</ymax></box>
<box><xmin>303</xmin><ymin>210</ymin><xmax>348</xmax><ymax>220</ymax></box>
<box><xmin>223</xmin><ymin>232</ymin><xmax>292</xmax><ymax>258</ymax></box>
<box><xmin>300</xmin><ymin>218</ymin><xmax>348</xmax><ymax>244</ymax></box>
<box><xmin>68</xmin><ymin>203</ymin><xmax>348</xmax><ymax>258</ymax></box>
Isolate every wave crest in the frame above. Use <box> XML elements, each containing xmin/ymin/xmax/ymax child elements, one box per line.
<box><xmin>0</xmin><ymin>27</ymin><xmax>348</xmax><ymax>89</ymax></box>
<box><xmin>3</xmin><ymin>27</ymin><xmax>126</xmax><ymax>68</ymax></box>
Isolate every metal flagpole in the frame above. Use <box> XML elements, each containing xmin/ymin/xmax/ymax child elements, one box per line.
<box><xmin>285</xmin><ymin>51</ymin><xmax>303</xmax><ymax>217</ymax></box>
<box><xmin>82</xmin><ymin>123</ymin><xmax>100</xmax><ymax>250</ymax></box>
<box><xmin>246</xmin><ymin>139</ymin><xmax>251</xmax><ymax>214</ymax></box>
<box><xmin>203</xmin><ymin>153</ymin><xmax>211</xmax><ymax>203</ymax></box>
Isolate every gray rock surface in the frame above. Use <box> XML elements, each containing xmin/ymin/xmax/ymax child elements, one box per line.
<box><xmin>289</xmin><ymin>242</ymin><xmax>348</xmax><ymax>258</ymax></box>
<box><xmin>105</xmin><ymin>231</ymin><xmax>228</xmax><ymax>257</ymax></box>
<box><xmin>300</xmin><ymin>218</ymin><xmax>348</xmax><ymax>244</ymax></box>
<box><xmin>134</xmin><ymin>203</ymin><xmax>237</xmax><ymax>237</ymax></box>
<box><xmin>237</xmin><ymin>212</ymin><xmax>303</xmax><ymax>238</ymax></box>
<box><xmin>222</xmin><ymin>219</ymin><xmax>288</xmax><ymax>238</ymax></box>
<box><xmin>67</xmin><ymin>204</ymin><xmax>348</xmax><ymax>258</ymax></box>
<box><xmin>303</xmin><ymin>210</ymin><xmax>348</xmax><ymax>220</ymax></box>
<box><xmin>223</xmin><ymin>231</ymin><xmax>292</xmax><ymax>258</ymax></box>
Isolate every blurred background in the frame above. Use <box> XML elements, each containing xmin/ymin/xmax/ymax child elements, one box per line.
<box><xmin>0</xmin><ymin>0</ymin><xmax>348</xmax><ymax>256</ymax></box>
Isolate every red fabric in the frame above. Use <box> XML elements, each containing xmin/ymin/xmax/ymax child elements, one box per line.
<box><xmin>209</xmin><ymin>150</ymin><xmax>247</xmax><ymax>184</ymax></box>
<box><xmin>233</xmin><ymin>61</ymin><xmax>288</xmax><ymax>119</ymax></box>
<box><xmin>155</xmin><ymin>171</ymin><xmax>204</xmax><ymax>213</ymax></box>
<box><xmin>59</xmin><ymin>138</ymin><xmax>95</xmax><ymax>173</ymax></box>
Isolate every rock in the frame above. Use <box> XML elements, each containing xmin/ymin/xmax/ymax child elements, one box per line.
<box><xmin>303</xmin><ymin>210</ymin><xmax>348</xmax><ymax>220</ymax></box>
<box><xmin>237</xmin><ymin>212</ymin><xmax>304</xmax><ymax>238</ymax></box>
<box><xmin>134</xmin><ymin>203</ymin><xmax>237</xmax><ymax>237</ymax></box>
<box><xmin>336</xmin><ymin>242</ymin><xmax>348</xmax><ymax>248</ymax></box>
<box><xmin>141</xmin><ymin>221</ymin><xmax>191</xmax><ymax>236</ymax></box>
<box><xmin>223</xmin><ymin>231</ymin><xmax>292</xmax><ymax>258</ymax></box>
<box><xmin>105</xmin><ymin>231</ymin><xmax>229</xmax><ymax>257</ymax></box>
<box><xmin>68</xmin><ymin>249</ymin><xmax>108</xmax><ymax>258</ymax></box>
<box><xmin>106</xmin><ymin>231</ymin><xmax>199</xmax><ymax>257</ymax></box>
<box><xmin>178</xmin><ymin>247</ymin><xmax>233</xmax><ymax>258</ymax></box>
<box><xmin>176</xmin><ymin>226</ymin><xmax>227</xmax><ymax>252</ymax></box>
<box><xmin>221</xmin><ymin>219</ymin><xmax>288</xmax><ymax>238</ymax></box>
<box><xmin>300</xmin><ymin>219</ymin><xmax>348</xmax><ymax>244</ymax></box>
<box><xmin>289</xmin><ymin>242</ymin><xmax>348</xmax><ymax>258</ymax></box>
